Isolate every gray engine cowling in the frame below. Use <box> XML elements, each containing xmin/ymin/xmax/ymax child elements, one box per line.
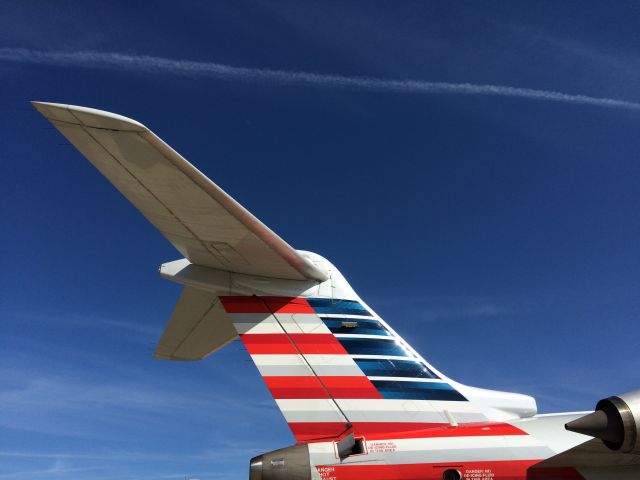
<box><xmin>249</xmin><ymin>444</ymin><xmax>311</xmax><ymax>480</ymax></box>
<box><xmin>565</xmin><ymin>389</ymin><xmax>640</xmax><ymax>453</ymax></box>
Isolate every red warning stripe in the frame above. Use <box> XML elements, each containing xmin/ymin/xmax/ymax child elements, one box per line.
<box><xmin>358</xmin><ymin>421</ymin><xmax>528</xmax><ymax>440</ymax></box>
<box><xmin>290</xmin><ymin>421</ymin><xmax>529</xmax><ymax>442</ymax></box>
<box><xmin>314</xmin><ymin>460</ymin><xmax>576</xmax><ymax>480</ymax></box>
<box><xmin>264</xmin><ymin>376</ymin><xmax>383</xmax><ymax>400</ymax></box>
<box><xmin>219</xmin><ymin>296</ymin><xmax>314</xmax><ymax>314</ymax></box>
<box><xmin>240</xmin><ymin>333</ymin><xmax>347</xmax><ymax>355</ymax></box>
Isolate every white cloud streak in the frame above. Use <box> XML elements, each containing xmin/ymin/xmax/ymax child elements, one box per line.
<box><xmin>2</xmin><ymin>47</ymin><xmax>640</xmax><ymax>111</ymax></box>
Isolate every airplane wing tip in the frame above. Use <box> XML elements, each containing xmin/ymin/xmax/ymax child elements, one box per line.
<box><xmin>33</xmin><ymin>102</ymin><xmax>329</xmax><ymax>282</ymax></box>
<box><xmin>31</xmin><ymin>100</ymin><xmax>147</xmax><ymax>132</ymax></box>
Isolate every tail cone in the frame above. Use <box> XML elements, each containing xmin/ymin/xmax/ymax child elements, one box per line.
<box><xmin>565</xmin><ymin>404</ymin><xmax>624</xmax><ymax>445</ymax></box>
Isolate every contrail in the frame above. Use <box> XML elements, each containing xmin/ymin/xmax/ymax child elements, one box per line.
<box><xmin>3</xmin><ymin>47</ymin><xmax>640</xmax><ymax>111</ymax></box>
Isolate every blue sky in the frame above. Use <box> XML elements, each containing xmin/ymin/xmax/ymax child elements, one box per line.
<box><xmin>2</xmin><ymin>1</ymin><xmax>640</xmax><ymax>479</ymax></box>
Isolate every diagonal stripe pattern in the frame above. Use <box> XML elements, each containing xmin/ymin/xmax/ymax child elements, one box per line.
<box><xmin>219</xmin><ymin>296</ymin><xmax>477</xmax><ymax>442</ymax></box>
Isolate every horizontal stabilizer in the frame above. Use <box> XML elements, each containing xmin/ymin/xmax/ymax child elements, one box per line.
<box><xmin>31</xmin><ymin>102</ymin><xmax>327</xmax><ymax>282</ymax></box>
<box><xmin>154</xmin><ymin>287</ymin><xmax>237</xmax><ymax>361</ymax></box>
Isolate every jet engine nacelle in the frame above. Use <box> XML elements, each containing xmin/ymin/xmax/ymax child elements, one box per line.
<box><xmin>249</xmin><ymin>444</ymin><xmax>311</xmax><ymax>480</ymax></box>
<box><xmin>566</xmin><ymin>389</ymin><xmax>640</xmax><ymax>453</ymax></box>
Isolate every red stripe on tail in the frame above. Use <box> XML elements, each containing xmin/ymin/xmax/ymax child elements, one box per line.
<box><xmin>291</xmin><ymin>421</ymin><xmax>529</xmax><ymax>442</ymax></box>
<box><xmin>263</xmin><ymin>376</ymin><xmax>382</xmax><ymax>399</ymax></box>
<box><xmin>240</xmin><ymin>333</ymin><xmax>347</xmax><ymax>355</ymax></box>
<box><xmin>219</xmin><ymin>296</ymin><xmax>314</xmax><ymax>314</ymax></box>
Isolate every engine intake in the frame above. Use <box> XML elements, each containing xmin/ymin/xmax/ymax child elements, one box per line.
<box><xmin>565</xmin><ymin>389</ymin><xmax>640</xmax><ymax>453</ymax></box>
<box><xmin>249</xmin><ymin>444</ymin><xmax>311</xmax><ymax>480</ymax></box>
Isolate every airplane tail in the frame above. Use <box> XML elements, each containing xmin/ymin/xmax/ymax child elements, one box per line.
<box><xmin>213</xmin><ymin>257</ymin><xmax>537</xmax><ymax>443</ymax></box>
<box><xmin>218</xmin><ymin>291</ymin><xmax>465</xmax><ymax>442</ymax></box>
<box><xmin>34</xmin><ymin>102</ymin><xmax>537</xmax><ymax>445</ymax></box>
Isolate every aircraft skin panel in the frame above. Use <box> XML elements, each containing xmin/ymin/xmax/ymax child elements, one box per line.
<box><xmin>309</xmin><ymin>459</ymin><xmax>563</xmax><ymax>480</ymax></box>
<box><xmin>275</xmin><ymin>398</ymin><xmax>488</xmax><ymax>424</ymax></box>
<box><xmin>529</xmin><ymin>437</ymin><xmax>640</xmax><ymax>477</ymax></box>
<box><xmin>326</xmin><ymin>434</ymin><xmax>552</xmax><ymax>462</ymax></box>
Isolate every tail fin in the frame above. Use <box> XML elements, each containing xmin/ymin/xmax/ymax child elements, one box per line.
<box><xmin>35</xmin><ymin>102</ymin><xmax>536</xmax><ymax>444</ymax></box>
<box><xmin>216</xmin><ymin>276</ymin><xmax>536</xmax><ymax>443</ymax></box>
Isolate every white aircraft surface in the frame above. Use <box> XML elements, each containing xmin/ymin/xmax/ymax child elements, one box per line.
<box><xmin>33</xmin><ymin>101</ymin><xmax>640</xmax><ymax>480</ymax></box>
